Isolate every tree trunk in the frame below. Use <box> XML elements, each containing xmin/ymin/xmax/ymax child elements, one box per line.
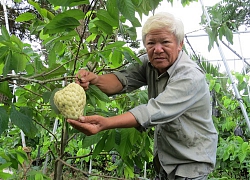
<box><xmin>54</xmin><ymin>121</ymin><xmax>68</xmax><ymax>180</ymax></box>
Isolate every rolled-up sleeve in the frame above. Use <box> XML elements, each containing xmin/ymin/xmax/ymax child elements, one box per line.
<box><xmin>113</xmin><ymin>57</ymin><xmax>148</xmax><ymax>93</ymax></box>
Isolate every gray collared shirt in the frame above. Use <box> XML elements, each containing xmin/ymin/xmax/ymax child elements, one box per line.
<box><xmin>113</xmin><ymin>51</ymin><xmax>218</xmax><ymax>178</ymax></box>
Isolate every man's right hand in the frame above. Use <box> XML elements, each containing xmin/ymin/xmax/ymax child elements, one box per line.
<box><xmin>75</xmin><ymin>69</ymin><xmax>98</xmax><ymax>90</ymax></box>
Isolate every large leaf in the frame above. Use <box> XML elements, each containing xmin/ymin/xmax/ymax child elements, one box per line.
<box><xmin>88</xmin><ymin>85</ymin><xmax>111</xmax><ymax>102</ymax></box>
<box><xmin>110</xmin><ymin>48</ymin><xmax>123</xmax><ymax>67</ymax></box>
<box><xmin>117</xmin><ymin>0</ymin><xmax>135</xmax><ymax>22</ymax></box>
<box><xmin>10</xmin><ymin>105</ymin><xmax>38</xmax><ymax>138</ymax></box>
<box><xmin>116</xmin><ymin>128</ymin><xmax>133</xmax><ymax>158</ymax></box>
<box><xmin>92</xmin><ymin>131</ymin><xmax>109</xmax><ymax>158</ymax></box>
<box><xmin>48</xmin><ymin>0</ymin><xmax>89</xmax><ymax>6</ymax></box>
<box><xmin>0</xmin><ymin>171</ymin><xmax>12</xmax><ymax>179</ymax></box>
<box><xmin>97</xmin><ymin>9</ymin><xmax>119</xmax><ymax>27</ymax></box>
<box><xmin>103</xmin><ymin>130</ymin><xmax>116</xmax><ymax>151</ymax></box>
<box><xmin>0</xmin><ymin>107</ymin><xmax>9</xmax><ymax>135</ymax></box>
<box><xmin>15</xmin><ymin>12</ymin><xmax>36</xmax><ymax>22</ymax></box>
<box><xmin>81</xmin><ymin>133</ymin><xmax>103</xmax><ymax>148</ymax></box>
<box><xmin>10</xmin><ymin>52</ymin><xmax>28</xmax><ymax>73</ymax></box>
<box><xmin>93</xmin><ymin>20</ymin><xmax>113</xmax><ymax>35</ymax></box>
<box><xmin>2</xmin><ymin>51</ymin><xmax>11</xmax><ymax>77</ymax></box>
<box><xmin>36</xmin><ymin>64</ymin><xmax>67</xmax><ymax>80</ymax></box>
<box><xmin>49</xmin><ymin>88</ymin><xmax>61</xmax><ymax>114</ymax></box>
<box><xmin>104</xmin><ymin>41</ymin><xmax>126</xmax><ymax>50</ymax></box>
<box><xmin>106</xmin><ymin>0</ymin><xmax>119</xmax><ymax>20</ymax></box>
<box><xmin>0</xmin><ymin>82</ymin><xmax>13</xmax><ymax>99</ymax></box>
<box><xmin>0</xmin><ymin>26</ymin><xmax>10</xmax><ymax>41</ymax></box>
<box><xmin>44</xmin><ymin>17</ymin><xmax>80</xmax><ymax>34</ymax></box>
<box><xmin>28</xmin><ymin>0</ymin><xmax>54</xmax><ymax>20</ymax></box>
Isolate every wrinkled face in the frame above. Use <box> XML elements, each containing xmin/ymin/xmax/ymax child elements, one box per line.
<box><xmin>145</xmin><ymin>28</ymin><xmax>183</xmax><ymax>74</ymax></box>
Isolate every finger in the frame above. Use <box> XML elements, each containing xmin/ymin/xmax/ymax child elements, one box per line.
<box><xmin>67</xmin><ymin>119</ymin><xmax>94</xmax><ymax>136</ymax></box>
<box><xmin>79</xmin><ymin>82</ymin><xmax>89</xmax><ymax>90</ymax></box>
<box><xmin>75</xmin><ymin>70</ymin><xmax>89</xmax><ymax>82</ymax></box>
<box><xmin>79</xmin><ymin>116</ymin><xmax>85</xmax><ymax>123</ymax></box>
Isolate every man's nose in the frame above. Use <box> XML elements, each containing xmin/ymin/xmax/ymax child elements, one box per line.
<box><xmin>154</xmin><ymin>43</ymin><xmax>164</xmax><ymax>53</ymax></box>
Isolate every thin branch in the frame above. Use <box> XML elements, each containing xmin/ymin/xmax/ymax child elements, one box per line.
<box><xmin>0</xmin><ymin>75</ymin><xmax>76</xmax><ymax>84</ymax></box>
<box><xmin>56</xmin><ymin>158</ymin><xmax>89</xmax><ymax>178</ymax></box>
<box><xmin>57</xmin><ymin>158</ymin><xmax>128</xmax><ymax>180</ymax></box>
<box><xmin>33</xmin><ymin>119</ymin><xmax>59</xmax><ymax>144</ymax></box>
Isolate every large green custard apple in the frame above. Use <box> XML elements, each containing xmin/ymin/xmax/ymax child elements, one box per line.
<box><xmin>54</xmin><ymin>82</ymin><xmax>86</xmax><ymax>120</ymax></box>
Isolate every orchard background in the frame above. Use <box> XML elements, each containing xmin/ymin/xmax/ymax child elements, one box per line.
<box><xmin>0</xmin><ymin>0</ymin><xmax>249</xmax><ymax>179</ymax></box>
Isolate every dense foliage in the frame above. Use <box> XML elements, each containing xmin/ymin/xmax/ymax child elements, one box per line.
<box><xmin>0</xmin><ymin>0</ymin><xmax>249</xmax><ymax>179</ymax></box>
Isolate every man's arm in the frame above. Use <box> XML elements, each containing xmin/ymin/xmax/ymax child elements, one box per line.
<box><xmin>94</xmin><ymin>74</ymin><xmax>123</xmax><ymax>95</ymax></box>
<box><xmin>67</xmin><ymin>112</ymin><xmax>140</xmax><ymax>136</ymax></box>
<box><xmin>76</xmin><ymin>69</ymin><xmax>123</xmax><ymax>95</ymax></box>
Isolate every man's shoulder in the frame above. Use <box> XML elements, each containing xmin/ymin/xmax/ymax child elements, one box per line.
<box><xmin>139</xmin><ymin>54</ymin><xmax>149</xmax><ymax>63</ymax></box>
<box><xmin>178</xmin><ymin>52</ymin><xmax>204</xmax><ymax>73</ymax></box>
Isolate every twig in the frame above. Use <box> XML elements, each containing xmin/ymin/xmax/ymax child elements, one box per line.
<box><xmin>57</xmin><ymin>158</ymin><xmax>128</xmax><ymax>180</ymax></box>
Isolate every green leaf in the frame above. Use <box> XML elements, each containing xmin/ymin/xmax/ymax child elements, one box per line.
<box><xmin>117</xmin><ymin>0</ymin><xmax>135</xmax><ymax>22</ymax></box>
<box><xmin>1</xmin><ymin>26</ymin><xmax>10</xmax><ymax>41</ymax></box>
<box><xmin>214</xmin><ymin>83</ymin><xmax>221</xmax><ymax>93</ymax></box>
<box><xmin>43</xmin><ymin>91</ymin><xmax>52</xmax><ymax>104</ymax></box>
<box><xmin>37</xmin><ymin>64</ymin><xmax>67</xmax><ymax>80</ymax></box>
<box><xmin>126</xmin><ymin>27</ymin><xmax>137</xmax><ymax>40</ymax></box>
<box><xmin>54</xmin><ymin>41</ymin><xmax>66</xmax><ymax>56</ymax></box>
<box><xmin>0</xmin><ymin>162</ymin><xmax>12</xmax><ymax>170</ymax></box>
<box><xmin>0</xmin><ymin>171</ymin><xmax>12</xmax><ymax>179</ymax></box>
<box><xmin>0</xmin><ymin>82</ymin><xmax>13</xmax><ymax>99</ymax></box>
<box><xmin>104</xmin><ymin>41</ymin><xmax>126</xmax><ymax>50</ymax></box>
<box><xmin>35</xmin><ymin>173</ymin><xmax>44</xmax><ymax>180</ymax></box>
<box><xmin>59</xmin><ymin>9</ymin><xmax>85</xmax><ymax>20</ymax></box>
<box><xmin>86</xmin><ymin>92</ymin><xmax>96</xmax><ymax>107</ymax></box>
<box><xmin>106</xmin><ymin>0</ymin><xmax>119</xmax><ymax>20</ymax></box>
<box><xmin>48</xmin><ymin>0</ymin><xmax>89</xmax><ymax>6</ymax></box>
<box><xmin>48</xmin><ymin>49</ymin><xmax>56</xmax><ymax>67</ymax></box>
<box><xmin>0</xmin><ymin>107</ymin><xmax>9</xmax><ymax>135</ymax></box>
<box><xmin>124</xmin><ymin>163</ymin><xmax>134</xmax><ymax>178</ymax></box>
<box><xmin>88</xmin><ymin>85</ymin><xmax>110</xmax><ymax>102</ymax></box>
<box><xmin>92</xmin><ymin>132</ymin><xmax>108</xmax><ymax>158</ymax></box>
<box><xmin>116</xmin><ymin>129</ymin><xmax>132</xmax><ymax>158</ymax></box>
<box><xmin>122</xmin><ymin>47</ymin><xmax>141</xmax><ymax>63</ymax></box>
<box><xmin>49</xmin><ymin>88</ymin><xmax>61</xmax><ymax>114</ymax></box>
<box><xmin>206</xmin><ymin>27</ymin><xmax>217</xmax><ymax>51</ymax></box>
<box><xmin>10</xmin><ymin>52</ymin><xmax>28</xmax><ymax>73</ymax></box>
<box><xmin>10</xmin><ymin>35</ymin><xmax>23</xmax><ymax>50</ymax></box>
<box><xmin>44</xmin><ymin>17</ymin><xmax>80</xmax><ymax>34</ymax></box>
<box><xmin>15</xmin><ymin>149</ymin><xmax>27</xmax><ymax>165</ymax></box>
<box><xmin>97</xmin><ymin>9</ymin><xmax>119</xmax><ymax>27</ymax></box>
<box><xmin>81</xmin><ymin>133</ymin><xmax>103</xmax><ymax>148</ymax></box>
<box><xmin>0</xmin><ymin>46</ymin><xmax>8</xmax><ymax>60</ymax></box>
<box><xmin>103</xmin><ymin>130</ymin><xmax>116</xmax><ymax>151</ymax></box>
<box><xmin>93</xmin><ymin>20</ymin><xmax>113</xmax><ymax>35</ymax></box>
<box><xmin>10</xmin><ymin>105</ymin><xmax>38</xmax><ymax>138</ymax></box>
<box><xmin>130</xmin><ymin>17</ymin><xmax>141</xmax><ymax>27</ymax></box>
<box><xmin>28</xmin><ymin>0</ymin><xmax>54</xmax><ymax>20</ymax></box>
<box><xmin>16</xmin><ymin>12</ymin><xmax>36</xmax><ymax>22</ymax></box>
<box><xmin>224</xmin><ymin>26</ymin><xmax>233</xmax><ymax>44</ymax></box>
<box><xmin>111</xmin><ymin>49</ymin><xmax>123</xmax><ymax>67</ymax></box>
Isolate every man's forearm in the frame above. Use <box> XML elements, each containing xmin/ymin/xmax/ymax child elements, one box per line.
<box><xmin>105</xmin><ymin>112</ymin><xmax>140</xmax><ymax>130</ymax></box>
<box><xmin>94</xmin><ymin>74</ymin><xmax>123</xmax><ymax>95</ymax></box>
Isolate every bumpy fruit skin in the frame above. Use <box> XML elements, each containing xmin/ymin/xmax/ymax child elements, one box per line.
<box><xmin>54</xmin><ymin>82</ymin><xmax>86</xmax><ymax>120</ymax></box>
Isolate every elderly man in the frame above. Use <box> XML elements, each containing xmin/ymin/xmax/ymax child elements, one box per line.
<box><xmin>67</xmin><ymin>12</ymin><xmax>218</xmax><ymax>180</ymax></box>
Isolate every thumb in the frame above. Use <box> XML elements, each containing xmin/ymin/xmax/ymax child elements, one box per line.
<box><xmin>79</xmin><ymin>116</ymin><xmax>86</xmax><ymax>122</ymax></box>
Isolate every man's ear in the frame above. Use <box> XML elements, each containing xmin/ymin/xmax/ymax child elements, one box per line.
<box><xmin>178</xmin><ymin>40</ymin><xmax>184</xmax><ymax>50</ymax></box>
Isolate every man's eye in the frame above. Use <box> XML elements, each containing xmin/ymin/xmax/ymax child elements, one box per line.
<box><xmin>163</xmin><ymin>41</ymin><xmax>169</xmax><ymax>44</ymax></box>
<box><xmin>147</xmin><ymin>42</ymin><xmax>154</xmax><ymax>45</ymax></box>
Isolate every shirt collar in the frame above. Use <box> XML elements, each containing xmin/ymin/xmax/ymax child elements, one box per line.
<box><xmin>167</xmin><ymin>50</ymin><xmax>183</xmax><ymax>76</ymax></box>
<box><xmin>147</xmin><ymin>50</ymin><xmax>184</xmax><ymax>78</ymax></box>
